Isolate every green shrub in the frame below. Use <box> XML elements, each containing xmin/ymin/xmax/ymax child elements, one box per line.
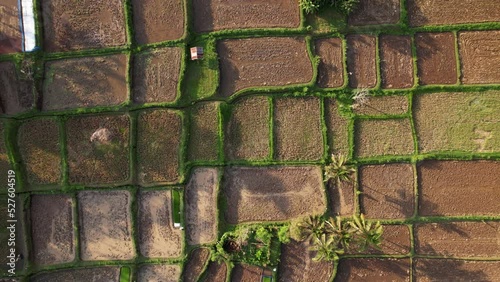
<box><xmin>299</xmin><ymin>0</ymin><xmax>360</xmax><ymax>15</ymax></box>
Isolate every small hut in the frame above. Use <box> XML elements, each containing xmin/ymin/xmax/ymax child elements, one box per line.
<box><xmin>190</xmin><ymin>47</ymin><xmax>204</xmax><ymax>60</ymax></box>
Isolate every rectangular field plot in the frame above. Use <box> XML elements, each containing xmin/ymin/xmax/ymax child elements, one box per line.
<box><xmin>414</xmin><ymin>259</ymin><xmax>500</xmax><ymax>281</ymax></box>
<box><xmin>217</xmin><ymin>37</ymin><xmax>313</xmax><ymax>97</ymax></box>
<box><xmin>78</xmin><ymin>190</ymin><xmax>134</xmax><ymax>261</ymax></box>
<box><xmin>355</xmin><ymin>119</ymin><xmax>414</xmax><ymax>157</ymax></box>
<box><xmin>414</xmin><ymin>91</ymin><xmax>500</xmax><ymax>153</ymax></box>
<box><xmin>418</xmin><ymin>161</ymin><xmax>500</xmax><ymax>216</ymax></box>
<box><xmin>202</xmin><ymin>261</ymin><xmax>227</xmax><ymax>282</ymax></box>
<box><xmin>66</xmin><ymin>114</ymin><xmax>130</xmax><ymax>185</ymax></box>
<box><xmin>349</xmin><ymin>225</ymin><xmax>411</xmax><ymax>255</ymax></box>
<box><xmin>192</xmin><ymin>0</ymin><xmax>299</xmax><ymax>33</ymax></box>
<box><xmin>185</xmin><ymin>168</ymin><xmax>218</xmax><ymax>245</ymax></box>
<box><xmin>43</xmin><ymin>55</ymin><xmax>128</xmax><ymax>111</ymax></box>
<box><xmin>18</xmin><ymin>118</ymin><xmax>61</xmax><ymax>185</ymax></box>
<box><xmin>133</xmin><ymin>48</ymin><xmax>182</xmax><ymax>104</ymax></box>
<box><xmin>346</xmin><ymin>34</ymin><xmax>377</xmax><ymax>88</ymax></box>
<box><xmin>278</xmin><ymin>241</ymin><xmax>334</xmax><ymax>282</ymax></box>
<box><xmin>274</xmin><ymin>97</ymin><xmax>323</xmax><ymax>161</ymax></box>
<box><xmin>336</xmin><ymin>259</ymin><xmax>410</xmax><ymax>281</ymax></box>
<box><xmin>380</xmin><ymin>35</ymin><xmax>414</xmax><ymax>89</ymax></box>
<box><xmin>459</xmin><ymin>31</ymin><xmax>500</xmax><ymax>84</ymax></box>
<box><xmin>348</xmin><ymin>0</ymin><xmax>400</xmax><ymax>26</ymax></box>
<box><xmin>30</xmin><ymin>195</ymin><xmax>74</xmax><ymax>266</ymax></box>
<box><xmin>415</xmin><ymin>32</ymin><xmax>457</xmax><ymax>85</ymax></box>
<box><xmin>315</xmin><ymin>38</ymin><xmax>344</xmax><ymax>88</ymax></box>
<box><xmin>0</xmin><ymin>123</ymin><xmax>10</xmax><ymax>175</ymax></box>
<box><xmin>0</xmin><ymin>61</ymin><xmax>34</xmax><ymax>115</ymax></box>
<box><xmin>325</xmin><ymin>99</ymin><xmax>350</xmax><ymax>155</ymax></box>
<box><xmin>182</xmin><ymin>248</ymin><xmax>210</xmax><ymax>282</ymax></box>
<box><xmin>408</xmin><ymin>0</ymin><xmax>500</xmax><ymax>27</ymax></box>
<box><xmin>353</xmin><ymin>95</ymin><xmax>408</xmax><ymax>116</ymax></box>
<box><xmin>188</xmin><ymin>102</ymin><xmax>220</xmax><ymax>162</ymax></box>
<box><xmin>224</xmin><ymin>96</ymin><xmax>270</xmax><ymax>161</ymax></box>
<box><xmin>138</xmin><ymin>265</ymin><xmax>181</xmax><ymax>282</ymax></box>
<box><xmin>223</xmin><ymin>166</ymin><xmax>326</xmax><ymax>224</ymax></box>
<box><xmin>415</xmin><ymin>222</ymin><xmax>500</xmax><ymax>258</ymax></box>
<box><xmin>132</xmin><ymin>0</ymin><xmax>184</xmax><ymax>45</ymax></box>
<box><xmin>31</xmin><ymin>267</ymin><xmax>120</xmax><ymax>282</ymax></box>
<box><xmin>41</xmin><ymin>0</ymin><xmax>126</xmax><ymax>52</ymax></box>
<box><xmin>0</xmin><ymin>0</ymin><xmax>22</xmax><ymax>54</ymax></box>
<box><xmin>137</xmin><ymin>109</ymin><xmax>183</xmax><ymax>185</ymax></box>
<box><xmin>138</xmin><ymin>190</ymin><xmax>183</xmax><ymax>258</ymax></box>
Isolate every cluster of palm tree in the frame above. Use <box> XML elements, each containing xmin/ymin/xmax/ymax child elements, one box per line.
<box><xmin>324</xmin><ymin>153</ymin><xmax>356</xmax><ymax>183</ymax></box>
<box><xmin>296</xmin><ymin>214</ymin><xmax>383</xmax><ymax>262</ymax></box>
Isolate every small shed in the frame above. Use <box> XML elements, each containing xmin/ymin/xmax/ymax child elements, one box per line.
<box><xmin>190</xmin><ymin>47</ymin><xmax>204</xmax><ymax>60</ymax></box>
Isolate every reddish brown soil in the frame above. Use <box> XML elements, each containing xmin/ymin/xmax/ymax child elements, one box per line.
<box><xmin>223</xmin><ymin>166</ymin><xmax>326</xmax><ymax>224</ymax></box>
<box><xmin>201</xmin><ymin>262</ymin><xmax>227</xmax><ymax>282</ymax></box>
<box><xmin>185</xmin><ymin>168</ymin><xmax>218</xmax><ymax>245</ymax></box>
<box><xmin>347</xmin><ymin>34</ymin><xmax>377</xmax><ymax>88</ymax></box>
<box><xmin>0</xmin><ymin>61</ymin><xmax>34</xmax><ymax>115</ymax></box>
<box><xmin>348</xmin><ymin>0</ymin><xmax>400</xmax><ymax>26</ymax></box>
<box><xmin>138</xmin><ymin>264</ymin><xmax>181</xmax><ymax>282</ymax></box>
<box><xmin>353</xmin><ymin>95</ymin><xmax>408</xmax><ymax>115</ymax></box>
<box><xmin>132</xmin><ymin>0</ymin><xmax>184</xmax><ymax>45</ymax></box>
<box><xmin>30</xmin><ymin>195</ymin><xmax>74</xmax><ymax>266</ymax></box>
<box><xmin>188</xmin><ymin>102</ymin><xmax>220</xmax><ymax>162</ymax></box>
<box><xmin>459</xmin><ymin>31</ymin><xmax>500</xmax><ymax>84</ymax></box>
<box><xmin>328</xmin><ymin>177</ymin><xmax>355</xmax><ymax>216</ymax></box>
<box><xmin>66</xmin><ymin>114</ymin><xmax>130</xmax><ymax>185</ymax></box>
<box><xmin>350</xmin><ymin>225</ymin><xmax>411</xmax><ymax>255</ymax></box>
<box><xmin>41</xmin><ymin>0</ymin><xmax>126</xmax><ymax>52</ymax></box>
<box><xmin>192</xmin><ymin>0</ymin><xmax>300</xmax><ymax>33</ymax></box>
<box><xmin>407</xmin><ymin>0</ymin><xmax>500</xmax><ymax>27</ymax></box>
<box><xmin>78</xmin><ymin>190</ymin><xmax>134</xmax><ymax>260</ymax></box>
<box><xmin>418</xmin><ymin>161</ymin><xmax>500</xmax><ymax>216</ymax></box>
<box><xmin>415</xmin><ymin>221</ymin><xmax>500</xmax><ymax>257</ymax></box>
<box><xmin>380</xmin><ymin>35</ymin><xmax>414</xmax><ymax>89</ymax></box>
<box><xmin>359</xmin><ymin>163</ymin><xmax>414</xmax><ymax>219</ymax></box>
<box><xmin>217</xmin><ymin>37</ymin><xmax>313</xmax><ymax>97</ymax></box>
<box><xmin>138</xmin><ymin>190</ymin><xmax>182</xmax><ymax>258</ymax></box>
<box><xmin>182</xmin><ymin>248</ymin><xmax>210</xmax><ymax>282</ymax></box>
<box><xmin>274</xmin><ymin>97</ymin><xmax>323</xmax><ymax>161</ymax></box>
<box><xmin>356</xmin><ymin>119</ymin><xmax>414</xmax><ymax>157</ymax></box>
<box><xmin>0</xmin><ymin>0</ymin><xmax>22</xmax><ymax>54</ymax></box>
<box><xmin>137</xmin><ymin>110</ymin><xmax>182</xmax><ymax>185</ymax></box>
<box><xmin>316</xmin><ymin>38</ymin><xmax>344</xmax><ymax>88</ymax></box>
<box><xmin>43</xmin><ymin>54</ymin><xmax>128</xmax><ymax>111</ymax></box>
<box><xmin>133</xmin><ymin>48</ymin><xmax>182</xmax><ymax>104</ymax></box>
<box><xmin>225</xmin><ymin>96</ymin><xmax>270</xmax><ymax>161</ymax></box>
<box><xmin>325</xmin><ymin>99</ymin><xmax>349</xmax><ymax>155</ymax></box>
<box><xmin>278</xmin><ymin>240</ymin><xmax>334</xmax><ymax>282</ymax></box>
<box><xmin>18</xmin><ymin>118</ymin><xmax>61</xmax><ymax>185</ymax></box>
<box><xmin>414</xmin><ymin>259</ymin><xmax>500</xmax><ymax>281</ymax></box>
<box><xmin>415</xmin><ymin>32</ymin><xmax>457</xmax><ymax>85</ymax></box>
<box><xmin>231</xmin><ymin>264</ymin><xmax>264</xmax><ymax>282</ymax></box>
<box><xmin>30</xmin><ymin>267</ymin><xmax>120</xmax><ymax>282</ymax></box>
<box><xmin>336</xmin><ymin>258</ymin><xmax>410</xmax><ymax>281</ymax></box>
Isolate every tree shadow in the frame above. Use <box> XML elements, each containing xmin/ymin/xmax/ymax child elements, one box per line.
<box><xmin>216</xmin><ymin>40</ymin><xmax>241</xmax><ymax>98</ymax></box>
<box><xmin>0</xmin><ymin>2</ymin><xmax>22</xmax><ymax>54</ymax></box>
<box><xmin>335</xmin><ymin>257</ymin><xmax>409</xmax><ymax>281</ymax></box>
<box><xmin>0</xmin><ymin>61</ymin><xmax>34</xmax><ymax>115</ymax></box>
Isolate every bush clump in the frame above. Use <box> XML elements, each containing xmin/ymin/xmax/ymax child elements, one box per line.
<box><xmin>300</xmin><ymin>0</ymin><xmax>360</xmax><ymax>15</ymax></box>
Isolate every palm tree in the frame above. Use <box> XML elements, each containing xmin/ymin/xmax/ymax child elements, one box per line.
<box><xmin>324</xmin><ymin>154</ymin><xmax>356</xmax><ymax>184</ymax></box>
<box><xmin>324</xmin><ymin>216</ymin><xmax>355</xmax><ymax>249</ymax></box>
<box><xmin>310</xmin><ymin>234</ymin><xmax>344</xmax><ymax>262</ymax></box>
<box><xmin>297</xmin><ymin>215</ymin><xmax>325</xmax><ymax>244</ymax></box>
<box><xmin>349</xmin><ymin>214</ymin><xmax>383</xmax><ymax>251</ymax></box>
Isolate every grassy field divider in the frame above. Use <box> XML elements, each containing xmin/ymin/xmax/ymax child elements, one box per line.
<box><xmin>119</xmin><ymin>266</ymin><xmax>131</xmax><ymax>282</ymax></box>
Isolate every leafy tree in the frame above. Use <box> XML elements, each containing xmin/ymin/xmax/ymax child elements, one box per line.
<box><xmin>299</xmin><ymin>0</ymin><xmax>360</xmax><ymax>15</ymax></box>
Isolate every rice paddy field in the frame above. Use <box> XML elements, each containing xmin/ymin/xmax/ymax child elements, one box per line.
<box><xmin>0</xmin><ymin>0</ymin><xmax>499</xmax><ymax>281</ymax></box>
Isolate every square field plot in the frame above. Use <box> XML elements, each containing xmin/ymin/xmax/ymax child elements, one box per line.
<box><xmin>41</xmin><ymin>0</ymin><xmax>126</xmax><ymax>52</ymax></box>
<box><xmin>415</xmin><ymin>221</ymin><xmax>500</xmax><ymax>258</ymax></box>
<box><xmin>414</xmin><ymin>91</ymin><xmax>500</xmax><ymax>153</ymax></box>
<box><xmin>355</xmin><ymin>119</ymin><xmax>414</xmax><ymax>157</ymax></box>
<box><xmin>192</xmin><ymin>0</ymin><xmax>299</xmax><ymax>33</ymax></box>
<box><xmin>349</xmin><ymin>225</ymin><xmax>411</xmax><ymax>255</ymax></box>
<box><xmin>133</xmin><ymin>48</ymin><xmax>182</xmax><ymax>104</ymax></box>
<box><xmin>217</xmin><ymin>37</ymin><xmax>313</xmax><ymax>97</ymax></box>
<box><xmin>359</xmin><ymin>163</ymin><xmax>414</xmax><ymax>219</ymax></box>
<box><xmin>418</xmin><ymin>160</ymin><xmax>500</xmax><ymax>216</ymax></box>
<box><xmin>274</xmin><ymin>97</ymin><xmax>323</xmax><ymax>161</ymax></box>
<box><xmin>132</xmin><ymin>0</ymin><xmax>184</xmax><ymax>45</ymax></box>
<box><xmin>407</xmin><ymin>0</ymin><xmax>500</xmax><ymax>27</ymax></box>
<box><xmin>78</xmin><ymin>190</ymin><xmax>134</xmax><ymax>261</ymax></box>
<box><xmin>30</xmin><ymin>195</ymin><xmax>74</xmax><ymax>266</ymax></box>
<box><xmin>315</xmin><ymin>38</ymin><xmax>344</xmax><ymax>88</ymax></box>
<box><xmin>138</xmin><ymin>190</ymin><xmax>183</xmax><ymax>258</ymax></box>
<box><xmin>30</xmin><ymin>267</ymin><xmax>120</xmax><ymax>282</ymax></box>
<box><xmin>347</xmin><ymin>34</ymin><xmax>377</xmax><ymax>88</ymax></box>
<box><xmin>0</xmin><ymin>0</ymin><xmax>22</xmax><ymax>54</ymax></box>
<box><xmin>223</xmin><ymin>166</ymin><xmax>326</xmax><ymax>224</ymax></box>
<box><xmin>415</xmin><ymin>32</ymin><xmax>457</xmax><ymax>85</ymax></box>
<box><xmin>137</xmin><ymin>109</ymin><xmax>183</xmax><ymax>185</ymax></box>
<box><xmin>138</xmin><ymin>265</ymin><xmax>181</xmax><ymax>282</ymax></box>
<box><xmin>66</xmin><ymin>114</ymin><xmax>130</xmax><ymax>185</ymax></box>
<box><xmin>348</xmin><ymin>0</ymin><xmax>400</xmax><ymax>26</ymax></box>
<box><xmin>0</xmin><ymin>61</ymin><xmax>34</xmax><ymax>115</ymax></box>
<box><xmin>414</xmin><ymin>259</ymin><xmax>500</xmax><ymax>281</ymax></box>
<box><xmin>43</xmin><ymin>54</ymin><xmax>128</xmax><ymax>111</ymax></box>
<box><xmin>188</xmin><ymin>102</ymin><xmax>220</xmax><ymax>162</ymax></box>
<box><xmin>459</xmin><ymin>31</ymin><xmax>500</xmax><ymax>84</ymax></box>
<box><xmin>224</xmin><ymin>96</ymin><xmax>270</xmax><ymax>161</ymax></box>
<box><xmin>279</xmin><ymin>241</ymin><xmax>334</xmax><ymax>282</ymax></box>
<box><xmin>380</xmin><ymin>35</ymin><xmax>414</xmax><ymax>89</ymax></box>
<box><xmin>18</xmin><ymin>118</ymin><xmax>61</xmax><ymax>185</ymax></box>
<box><xmin>336</xmin><ymin>259</ymin><xmax>410</xmax><ymax>281</ymax></box>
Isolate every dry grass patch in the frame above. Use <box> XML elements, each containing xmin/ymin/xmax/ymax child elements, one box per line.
<box><xmin>188</xmin><ymin>102</ymin><xmax>220</xmax><ymax>162</ymax></box>
<box><xmin>325</xmin><ymin>99</ymin><xmax>350</xmax><ymax>155</ymax></box>
<box><xmin>356</xmin><ymin>119</ymin><xmax>414</xmax><ymax>157</ymax></box>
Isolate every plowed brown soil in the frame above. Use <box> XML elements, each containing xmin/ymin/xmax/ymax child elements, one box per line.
<box><xmin>347</xmin><ymin>34</ymin><xmax>377</xmax><ymax>88</ymax></box>
<box><xmin>316</xmin><ymin>38</ymin><xmax>344</xmax><ymax>88</ymax></box>
<box><xmin>336</xmin><ymin>258</ymin><xmax>410</xmax><ymax>281</ymax></box>
<box><xmin>0</xmin><ymin>0</ymin><xmax>21</xmax><ymax>54</ymax></box>
<box><xmin>380</xmin><ymin>35</ymin><xmax>414</xmax><ymax>89</ymax></box>
<box><xmin>325</xmin><ymin>99</ymin><xmax>349</xmax><ymax>155</ymax></box>
<box><xmin>414</xmin><ymin>259</ymin><xmax>500</xmax><ymax>281</ymax></box>
<box><xmin>459</xmin><ymin>30</ymin><xmax>500</xmax><ymax>84</ymax></box>
<box><xmin>202</xmin><ymin>262</ymin><xmax>227</xmax><ymax>282</ymax></box>
<box><xmin>349</xmin><ymin>225</ymin><xmax>411</xmax><ymax>255</ymax></box>
<box><xmin>231</xmin><ymin>264</ymin><xmax>264</xmax><ymax>282</ymax></box>
<box><xmin>182</xmin><ymin>248</ymin><xmax>210</xmax><ymax>282</ymax></box>
<box><xmin>30</xmin><ymin>267</ymin><xmax>120</xmax><ymax>282</ymax></box>
<box><xmin>218</xmin><ymin>37</ymin><xmax>313</xmax><ymax>97</ymax></box>
<box><xmin>415</xmin><ymin>32</ymin><xmax>457</xmax><ymax>85</ymax></box>
<box><xmin>188</xmin><ymin>102</ymin><xmax>220</xmax><ymax>162</ymax></box>
<box><xmin>137</xmin><ymin>264</ymin><xmax>181</xmax><ymax>282</ymax></box>
<box><xmin>348</xmin><ymin>0</ymin><xmax>400</xmax><ymax>26</ymax></box>
<box><xmin>0</xmin><ymin>61</ymin><xmax>34</xmax><ymax>115</ymax></box>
